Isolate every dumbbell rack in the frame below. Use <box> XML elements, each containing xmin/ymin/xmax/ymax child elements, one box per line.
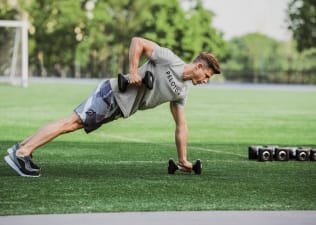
<box><xmin>248</xmin><ymin>145</ymin><xmax>316</xmax><ymax>162</ymax></box>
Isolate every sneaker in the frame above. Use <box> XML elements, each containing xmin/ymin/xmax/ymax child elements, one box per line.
<box><xmin>7</xmin><ymin>143</ymin><xmax>41</xmax><ymax>171</ymax></box>
<box><xmin>168</xmin><ymin>159</ymin><xmax>179</xmax><ymax>174</ymax></box>
<box><xmin>4</xmin><ymin>147</ymin><xmax>41</xmax><ymax>177</ymax></box>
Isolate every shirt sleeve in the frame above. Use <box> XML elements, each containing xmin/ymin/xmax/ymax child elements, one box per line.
<box><xmin>150</xmin><ymin>45</ymin><xmax>183</xmax><ymax>66</ymax></box>
<box><xmin>172</xmin><ymin>96</ymin><xmax>186</xmax><ymax>108</ymax></box>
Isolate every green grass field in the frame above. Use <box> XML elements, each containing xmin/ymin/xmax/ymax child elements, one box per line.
<box><xmin>0</xmin><ymin>82</ymin><xmax>315</xmax><ymax>215</ymax></box>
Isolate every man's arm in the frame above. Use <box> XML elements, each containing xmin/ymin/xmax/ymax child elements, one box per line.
<box><xmin>128</xmin><ymin>37</ymin><xmax>157</xmax><ymax>86</ymax></box>
<box><xmin>170</xmin><ymin>102</ymin><xmax>192</xmax><ymax>170</ymax></box>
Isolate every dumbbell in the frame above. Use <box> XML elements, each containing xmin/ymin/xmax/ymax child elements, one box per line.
<box><xmin>296</xmin><ymin>147</ymin><xmax>310</xmax><ymax>161</ymax></box>
<box><xmin>192</xmin><ymin>159</ymin><xmax>202</xmax><ymax>175</ymax></box>
<box><xmin>310</xmin><ymin>149</ymin><xmax>316</xmax><ymax>161</ymax></box>
<box><xmin>275</xmin><ymin>147</ymin><xmax>290</xmax><ymax>161</ymax></box>
<box><xmin>248</xmin><ymin>145</ymin><xmax>263</xmax><ymax>160</ymax></box>
<box><xmin>288</xmin><ymin>147</ymin><xmax>298</xmax><ymax>160</ymax></box>
<box><xmin>167</xmin><ymin>159</ymin><xmax>202</xmax><ymax>175</ymax></box>
<box><xmin>248</xmin><ymin>145</ymin><xmax>278</xmax><ymax>161</ymax></box>
<box><xmin>118</xmin><ymin>71</ymin><xmax>154</xmax><ymax>92</ymax></box>
<box><xmin>258</xmin><ymin>147</ymin><xmax>274</xmax><ymax>162</ymax></box>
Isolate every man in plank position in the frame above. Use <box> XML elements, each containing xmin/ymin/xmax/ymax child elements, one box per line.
<box><xmin>4</xmin><ymin>37</ymin><xmax>220</xmax><ymax>177</ymax></box>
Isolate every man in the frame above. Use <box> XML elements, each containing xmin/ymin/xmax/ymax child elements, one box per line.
<box><xmin>4</xmin><ymin>37</ymin><xmax>221</xmax><ymax>177</ymax></box>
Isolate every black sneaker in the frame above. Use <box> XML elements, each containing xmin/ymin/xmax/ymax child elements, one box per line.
<box><xmin>4</xmin><ymin>146</ymin><xmax>41</xmax><ymax>177</ymax></box>
<box><xmin>168</xmin><ymin>159</ymin><xmax>179</xmax><ymax>174</ymax></box>
<box><xmin>7</xmin><ymin>143</ymin><xmax>41</xmax><ymax>171</ymax></box>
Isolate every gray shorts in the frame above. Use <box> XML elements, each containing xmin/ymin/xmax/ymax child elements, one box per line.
<box><xmin>74</xmin><ymin>80</ymin><xmax>122</xmax><ymax>133</ymax></box>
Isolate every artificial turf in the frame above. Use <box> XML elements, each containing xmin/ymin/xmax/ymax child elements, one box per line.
<box><xmin>0</xmin><ymin>82</ymin><xmax>315</xmax><ymax>215</ymax></box>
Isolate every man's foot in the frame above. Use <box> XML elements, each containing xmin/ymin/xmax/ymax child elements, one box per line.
<box><xmin>4</xmin><ymin>146</ymin><xmax>41</xmax><ymax>177</ymax></box>
<box><xmin>7</xmin><ymin>143</ymin><xmax>41</xmax><ymax>171</ymax></box>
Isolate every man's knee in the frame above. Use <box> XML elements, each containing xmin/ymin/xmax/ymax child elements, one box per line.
<box><xmin>60</xmin><ymin>113</ymin><xmax>83</xmax><ymax>133</ymax></box>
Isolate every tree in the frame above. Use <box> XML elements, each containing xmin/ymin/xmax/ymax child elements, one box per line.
<box><xmin>21</xmin><ymin>1</ymin><xmax>88</xmax><ymax>77</ymax></box>
<box><xmin>1</xmin><ymin>0</ymin><xmax>226</xmax><ymax>78</ymax></box>
<box><xmin>181</xmin><ymin>0</ymin><xmax>227</xmax><ymax>61</ymax></box>
<box><xmin>223</xmin><ymin>33</ymin><xmax>286</xmax><ymax>82</ymax></box>
<box><xmin>287</xmin><ymin>0</ymin><xmax>316</xmax><ymax>52</ymax></box>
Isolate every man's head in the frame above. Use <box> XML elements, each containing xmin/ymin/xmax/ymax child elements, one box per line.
<box><xmin>187</xmin><ymin>52</ymin><xmax>220</xmax><ymax>85</ymax></box>
<box><xmin>193</xmin><ymin>52</ymin><xmax>221</xmax><ymax>75</ymax></box>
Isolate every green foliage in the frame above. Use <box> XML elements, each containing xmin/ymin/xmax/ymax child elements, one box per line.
<box><xmin>223</xmin><ymin>33</ymin><xmax>283</xmax><ymax>82</ymax></box>
<box><xmin>287</xmin><ymin>0</ymin><xmax>316</xmax><ymax>52</ymax></box>
<box><xmin>180</xmin><ymin>0</ymin><xmax>227</xmax><ymax>61</ymax></box>
<box><xmin>0</xmin><ymin>0</ymin><xmax>20</xmax><ymax>20</ymax></box>
<box><xmin>223</xmin><ymin>33</ymin><xmax>316</xmax><ymax>84</ymax></box>
<box><xmin>21</xmin><ymin>0</ymin><xmax>87</xmax><ymax>77</ymax></box>
<box><xmin>1</xmin><ymin>0</ymin><xmax>314</xmax><ymax>83</ymax></box>
<box><xmin>0</xmin><ymin>0</ymin><xmax>226</xmax><ymax>77</ymax></box>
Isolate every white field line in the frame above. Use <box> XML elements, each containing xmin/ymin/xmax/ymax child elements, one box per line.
<box><xmin>94</xmin><ymin>133</ymin><xmax>244</xmax><ymax>158</ymax></box>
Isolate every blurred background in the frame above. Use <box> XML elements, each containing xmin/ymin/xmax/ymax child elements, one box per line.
<box><xmin>0</xmin><ymin>0</ymin><xmax>315</xmax><ymax>84</ymax></box>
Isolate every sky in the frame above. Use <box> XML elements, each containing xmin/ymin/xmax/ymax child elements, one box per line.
<box><xmin>200</xmin><ymin>0</ymin><xmax>292</xmax><ymax>41</ymax></box>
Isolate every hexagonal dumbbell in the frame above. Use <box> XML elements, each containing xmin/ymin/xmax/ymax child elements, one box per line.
<box><xmin>258</xmin><ymin>147</ymin><xmax>274</xmax><ymax>162</ymax></box>
<box><xmin>310</xmin><ymin>149</ymin><xmax>316</xmax><ymax>161</ymax></box>
<box><xmin>296</xmin><ymin>148</ymin><xmax>311</xmax><ymax>161</ymax></box>
<box><xmin>275</xmin><ymin>147</ymin><xmax>290</xmax><ymax>161</ymax></box>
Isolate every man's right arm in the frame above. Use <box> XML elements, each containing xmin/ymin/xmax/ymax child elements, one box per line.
<box><xmin>170</xmin><ymin>102</ymin><xmax>192</xmax><ymax>171</ymax></box>
<box><xmin>128</xmin><ymin>37</ymin><xmax>157</xmax><ymax>86</ymax></box>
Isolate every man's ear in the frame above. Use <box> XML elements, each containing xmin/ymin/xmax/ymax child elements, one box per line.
<box><xmin>196</xmin><ymin>63</ymin><xmax>203</xmax><ymax>70</ymax></box>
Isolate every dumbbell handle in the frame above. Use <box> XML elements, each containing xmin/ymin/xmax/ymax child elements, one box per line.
<box><xmin>118</xmin><ymin>71</ymin><xmax>153</xmax><ymax>92</ymax></box>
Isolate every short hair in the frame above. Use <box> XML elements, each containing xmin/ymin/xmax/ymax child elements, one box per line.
<box><xmin>193</xmin><ymin>52</ymin><xmax>221</xmax><ymax>74</ymax></box>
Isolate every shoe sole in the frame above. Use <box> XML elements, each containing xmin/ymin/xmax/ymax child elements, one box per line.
<box><xmin>4</xmin><ymin>156</ymin><xmax>40</xmax><ymax>177</ymax></box>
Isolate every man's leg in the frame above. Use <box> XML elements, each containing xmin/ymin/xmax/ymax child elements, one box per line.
<box><xmin>17</xmin><ymin>112</ymin><xmax>83</xmax><ymax>156</ymax></box>
<box><xmin>5</xmin><ymin>112</ymin><xmax>83</xmax><ymax>176</ymax></box>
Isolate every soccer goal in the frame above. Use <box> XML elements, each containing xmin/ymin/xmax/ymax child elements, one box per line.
<box><xmin>0</xmin><ymin>20</ymin><xmax>28</xmax><ymax>87</ymax></box>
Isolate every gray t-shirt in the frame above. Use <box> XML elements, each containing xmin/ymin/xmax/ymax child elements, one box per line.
<box><xmin>110</xmin><ymin>45</ymin><xmax>188</xmax><ymax>118</ymax></box>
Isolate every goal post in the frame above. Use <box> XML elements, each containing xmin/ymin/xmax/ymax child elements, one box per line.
<box><xmin>0</xmin><ymin>20</ymin><xmax>28</xmax><ymax>87</ymax></box>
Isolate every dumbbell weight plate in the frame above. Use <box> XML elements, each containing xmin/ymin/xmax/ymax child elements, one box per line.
<box><xmin>296</xmin><ymin>150</ymin><xmax>309</xmax><ymax>161</ymax></box>
<box><xmin>311</xmin><ymin>149</ymin><xmax>316</xmax><ymax>161</ymax></box>
<box><xmin>275</xmin><ymin>148</ymin><xmax>289</xmax><ymax>161</ymax></box>
<box><xmin>258</xmin><ymin>148</ymin><xmax>273</xmax><ymax>162</ymax></box>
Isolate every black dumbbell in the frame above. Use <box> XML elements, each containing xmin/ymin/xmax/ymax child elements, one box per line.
<box><xmin>258</xmin><ymin>147</ymin><xmax>274</xmax><ymax>162</ymax></box>
<box><xmin>288</xmin><ymin>147</ymin><xmax>298</xmax><ymax>160</ymax></box>
<box><xmin>249</xmin><ymin>145</ymin><xmax>278</xmax><ymax>161</ymax></box>
<box><xmin>167</xmin><ymin>159</ymin><xmax>202</xmax><ymax>175</ymax></box>
<box><xmin>118</xmin><ymin>71</ymin><xmax>154</xmax><ymax>92</ymax></box>
<box><xmin>296</xmin><ymin>148</ymin><xmax>310</xmax><ymax>161</ymax></box>
<box><xmin>248</xmin><ymin>145</ymin><xmax>263</xmax><ymax>160</ymax></box>
<box><xmin>310</xmin><ymin>149</ymin><xmax>316</xmax><ymax>161</ymax></box>
<box><xmin>275</xmin><ymin>147</ymin><xmax>290</xmax><ymax>161</ymax></box>
<box><xmin>192</xmin><ymin>159</ymin><xmax>202</xmax><ymax>175</ymax></box>
<box><xmin>168</xmin><ymin>159</ymin><xmax>178</xmax><ymax>174</ymax></box>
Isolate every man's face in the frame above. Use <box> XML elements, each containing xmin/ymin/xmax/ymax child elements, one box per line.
<box><xmin>191</xmin><ymin>64</ymin><xmax>214</xmax><ymax>85</ymax></box>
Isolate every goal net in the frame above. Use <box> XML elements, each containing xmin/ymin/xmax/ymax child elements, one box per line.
<box><xmin>0</xmin><ymin>20</ymin><xmax>28</xmax><ymax>87</ymax></box>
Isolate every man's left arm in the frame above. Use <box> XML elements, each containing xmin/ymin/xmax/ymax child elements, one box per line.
<box><xmin>170</xmin><ymin>102</ymin><xmax>192</xmax><ymax>171</ymax></box>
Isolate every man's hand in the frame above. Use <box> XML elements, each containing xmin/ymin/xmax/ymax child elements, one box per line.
<box><xmin>178</xmin><ymin>160</ymin><xmax>193</xmax><ymax>172</ymax></box>
<box><xmin>128</xmin><ymin>37</ymin><xmax>157</xmax><ymax>86</ymax></box>
<box><xmin>129</xmin><ymin>73</ymin><xmax>142</xmax><ymax>87</ymax></box>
